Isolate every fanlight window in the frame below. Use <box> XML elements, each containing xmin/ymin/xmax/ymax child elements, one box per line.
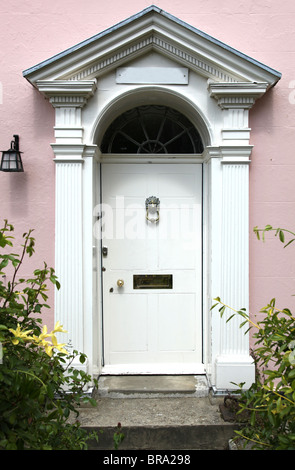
<box><xmin>100</xmin><ymin>105</ymin><xmax>204</xmax><ymax>154</ymax></box>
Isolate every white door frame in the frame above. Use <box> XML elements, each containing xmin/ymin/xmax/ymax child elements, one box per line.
<box><xmin>22</xmin><ymin>6</ymin><xmax>281</xmax><ymax>391</ymax></box>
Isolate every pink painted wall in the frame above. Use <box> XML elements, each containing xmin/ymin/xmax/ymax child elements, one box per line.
<box><xmin>0</xmin><ymin>0</ymin><xmax>294</xmax><ymax>333</ymax></box>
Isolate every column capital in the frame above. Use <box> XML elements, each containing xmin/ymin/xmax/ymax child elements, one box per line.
<box><xmin>203</xmin><ymin>145</ymin><xmax>253</xmax><ymax>163</ymax></box>
<box><xmin>208</xmin><ymin>81</ymin><xmax>268</xmax><ymax>109</ymax></box>
<box><xmin>35</xmin><ymin>79</ymin><xmax>97</xmax><ymax>108</ymax></box>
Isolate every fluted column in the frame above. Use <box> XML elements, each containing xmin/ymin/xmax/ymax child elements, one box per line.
<box><xmin>206</xmin><ymin>82</ymin><xmax>269</xmax><ymax>391</ymax></box>
<box><xmin>215</xmin><ymin>157</ymin><xmax>255</xmax><ymax>390</ymax></box>
<box><xmin>206</xmin><ymin>147</ymin><xmax>255</xmax><ymax>391</ymax></box>
<box><xmin>53</xmin><ymin>147</ymin><xmax>84</xmax><ymax>352</ymax></box>
<box><xmin>51</xmin><ymin>142</ymin><xmax>98</xmax><ymax>378</ymax></box>
<box><xmin>35</xmin><ymin>80</ymin><xmax>97</xmax><ymax>356</ymax></box>
<box><xmin>220</xmin><ymin>162</ymin><xmax>249</xmax><ymax>355</ymax></box>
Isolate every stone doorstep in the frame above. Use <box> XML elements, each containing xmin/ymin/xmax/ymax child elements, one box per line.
<box><xmin>86</xmin><ymin>423</ymin><xmax>239</xmax><ymax>450</ymax></box>
<box><xmin>76</xmin><ymin>396</ymin><xmax>237</xmax><ymax>450</ymax></box>
<box><xmin>95</xmin><ymin>375</ymin><xmax>209</xmax><ymax>398</ymax></box>
<box><xmin>72</xmin><ymin>376</ymin><xmax>238</xmax><ymax>450</ymax></box>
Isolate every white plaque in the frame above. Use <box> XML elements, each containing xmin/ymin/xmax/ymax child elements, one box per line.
<box><xmin>116</xmin><ymin>67</ymin><xmax>189</xmax><ymax>84</ymax></box>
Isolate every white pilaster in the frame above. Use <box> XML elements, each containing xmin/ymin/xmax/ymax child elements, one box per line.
<box><xmin>216</xmin><ymin>156</ymin><xmax>254</xmax><ymax>390</ymax></box>
<box><xmin>53</xmin><ymin>146</ymin><xmax>84</xmax><ymax>353</ymax></box>
<box><xmin>206</xmin><ymin>82</ymin><xmax>268</xmax><ymax>391</ymax></box>
<box><xmin>36</xmin><ymin>80</ymin><xmax>97</xmax><ymax>377</ymax></box>
<box><xmin>52</xmin><ymin>143</ymin><xmax>99</xmax><ymax>379</ymax></box>
<box><xmin>205</xmin><ymin>146</ymin><xmax>255</xmax><ymax>391</ymax></box>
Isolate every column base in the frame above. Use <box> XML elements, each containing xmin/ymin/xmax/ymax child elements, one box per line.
<box><xmin>214</xmin><ymin>355</ymin><xmax>255</xmax><ymax>392</ymax></box>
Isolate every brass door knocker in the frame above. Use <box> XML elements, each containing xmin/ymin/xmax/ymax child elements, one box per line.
<box><xmin>145</xmin><ymin>196</ymin><xmax>160</xmax><ymax>223</ymax></box>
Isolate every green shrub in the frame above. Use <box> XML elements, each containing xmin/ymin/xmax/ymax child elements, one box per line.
<box><xmin>212</xmin><ymin>225</ymin><xmax>295</xmax><ymax>450</ymax></box>
<box><xmin>0</xmin><ymin>220</ymin><xmax>98</xmax><ymax>450</ymax></box>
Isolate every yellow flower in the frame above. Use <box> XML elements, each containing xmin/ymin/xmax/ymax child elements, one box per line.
<box><xmin>32</xmin><ymin>329</ymin><xmax>49</xmax><ymax>345</ymax></box>
<box><xmin>52</xmin><ymin>321</ymin><xmax>67</xmax><ymax>334</ymax></box>
<box><xmin>9</xmin><ymin>324</ymin><xmax>34</xmax><ymax>344</ymax></box>
<box><xmin>35</xmin><ymin>325</ymin><xmax>69</xmax><ymax>357</ymax></box>
<box><xmin>9</xmin><ymin>322</ymin><xmax>69</xmax><ymax>357</ymax></box>
<box><xmin>44</xmin><ymin>343</ymin><xmax>54</xmax><ymax>357</ymax></box>
<box><xmin>52</xmin><ymin>334</ymin><xmax>68</xmax><ymax>354</ymax></box>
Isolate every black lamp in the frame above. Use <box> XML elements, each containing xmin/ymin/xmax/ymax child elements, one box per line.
<box><xmin>0</xmin><ymin>135</ymin><xmax>24</xmax><ymax>172</ymax></box>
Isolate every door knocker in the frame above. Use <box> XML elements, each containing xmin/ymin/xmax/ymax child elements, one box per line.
<box><xmin>145</xmin><ymin>196</ymin><xmax>160</xmax><ymax>223</ymax></box>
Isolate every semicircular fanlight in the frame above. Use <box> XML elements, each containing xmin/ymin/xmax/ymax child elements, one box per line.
<box><xmin>100</xmin><ymin>105</ymin><xmax>204</xmax><ymax>154</ymax></box>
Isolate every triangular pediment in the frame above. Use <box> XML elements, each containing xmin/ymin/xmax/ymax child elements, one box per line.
<box><xmin>23</xmin><ymin>5</ymin><xmax>281</xmax><ymax>88</ymax></box>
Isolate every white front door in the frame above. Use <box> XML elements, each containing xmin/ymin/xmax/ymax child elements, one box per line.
<box><xmin>101</xmin><ymin>163</ymin><xmax>203</xmax><ymax>374</ymax></box>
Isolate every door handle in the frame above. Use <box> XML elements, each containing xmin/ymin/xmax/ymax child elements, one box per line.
<box><xmin>117</xmin><ymin>279</ymin><xmax>124</xmax><ymax>287</ymax></box>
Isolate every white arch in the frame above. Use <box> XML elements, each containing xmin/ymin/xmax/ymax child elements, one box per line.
<box><xmin>91</xmin><ymin>86</ymin><xmax>212</xmax><ymax>149</ymax></box>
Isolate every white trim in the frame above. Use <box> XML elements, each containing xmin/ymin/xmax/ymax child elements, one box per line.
<box><xmin>215</xmin><ymin>355</ymin><xmax>255</xmax><ymax>390</ymax></box>
<box><xmin>99</xmin><ymin>153</ymin><xmax>204</xmax><ymax>164</ymax></box>
<box><xmin>101</xmin><ymin>363</ymin><xmax>206</xmax><ymax>375</ymax></box>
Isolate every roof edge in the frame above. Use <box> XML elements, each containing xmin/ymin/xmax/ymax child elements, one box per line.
<box><xmin>22</xmin><ymin>5</ymin><xmax>281</xmax><ymax>84</ymax></box>
<box><xmin>23</xmin><ymin>5</ymin><xmax>160</xmax><ymax>78</ymax></box>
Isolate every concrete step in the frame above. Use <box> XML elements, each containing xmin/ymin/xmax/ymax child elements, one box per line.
<box><xmin>95</xmin><ymin>375</ymin><xmax>209</xmax><ymax>398</ymax></box>
<box><xmin>75</xmin><ymin>376</ymin><xmax>238</xmax><ymax>450</ymax></box>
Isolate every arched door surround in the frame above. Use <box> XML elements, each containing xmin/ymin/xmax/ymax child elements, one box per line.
<box><xmin>23</xmin><ymin>6</ymin><xmax>281</xmax><ymax>392</ymax></box>
<box><xmin>92</xmin><ymin>86</ymin><xmax>212</xmax><ymax>152</ymax></box>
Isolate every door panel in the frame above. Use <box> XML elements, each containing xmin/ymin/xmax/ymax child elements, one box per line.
<box><xmin>101</xmin><ymin>163</ymin><xmax>202</xmax><ymax>372</ymax></box>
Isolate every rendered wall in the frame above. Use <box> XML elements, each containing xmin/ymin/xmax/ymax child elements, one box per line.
<box><xmin>0</xmin><ymin>0</ymin><xmax>294</xmax><ymax>336</ymax></box>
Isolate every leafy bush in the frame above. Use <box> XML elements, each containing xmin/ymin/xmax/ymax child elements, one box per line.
<box><xmin>0</xmin><ymin>221</ymin><xmax>98</xmax><ymax>450</ymax></box>
<box><xmin>212</xmin><ymin>225</ymin><xmax>295</xmax><ymax>450</ymax></box>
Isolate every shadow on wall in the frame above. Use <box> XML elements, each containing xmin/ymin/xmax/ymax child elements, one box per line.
<box><xmin>7</xmin><ymin>171</ymin><xmax>29</xmax><ymax>219</ymax></box>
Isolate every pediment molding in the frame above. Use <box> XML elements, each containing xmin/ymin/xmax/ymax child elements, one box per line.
<box><xmin>65</xmin><ymin>33</ymin><xmax>239</xmax><ymax>83</ymax></box>
<box><xmin>23</xmin><ymin>6</ymin><xmax>281</xmax><ymax>89</ymax></box>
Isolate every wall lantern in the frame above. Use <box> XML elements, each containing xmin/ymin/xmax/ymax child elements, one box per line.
<box><xmin>0</xmin><ymin>135</ymin><xmax>24</xmax><ymax>172</ymax></box>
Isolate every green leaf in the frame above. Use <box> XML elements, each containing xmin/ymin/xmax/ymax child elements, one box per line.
<box><xmin>85</xmin><ymin>397</ymin><xmax>97</xmax><ymax>407</ymax></box>
<box><xmin>279</xmin><ymin>230</ymin><xmax>285</xmax><ymax>243</ymax></box>
<box><xmin>226</xmin><ymin>314</ymin><xmax>235</xmax><ymax>323</ymax></box>
<box><xmin>79</xmin><ymin>354</ymin><xmax>86</xmax><ymax>364</ymax></box>
<box><xmin>253</xmin><ymin>226</ymin><xmax>260</xmax><ymax>239</ymax></box>
<box><xmin>284</xmin><ymin>239</ymin><xmax>295</xmax><ymax>248</ymax></box>
<box><xmin>0</xmin><ymin>258</ymin><xmax>9</xmax><ymax>270</ymax></box>
<box><xmin>220</xmin><ymin>305</ymin><xmax>226</xmax><ymax>317</ymax></box>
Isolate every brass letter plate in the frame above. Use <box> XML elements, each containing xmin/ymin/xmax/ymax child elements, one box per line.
<box><xmin>133</xmin><ymin>274</ymin><xmax>173</xmax><ymax>289</ymax></box>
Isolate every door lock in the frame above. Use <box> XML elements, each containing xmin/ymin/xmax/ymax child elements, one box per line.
<box><xmin>117</xmin><ymin>279</ymin><xmax>124</xmax><ymax>287</ymax></box>
<box><xmin>102</xmin><ymin>246</ymin><xmax>108</xmax><ymax>257</ymax></box>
